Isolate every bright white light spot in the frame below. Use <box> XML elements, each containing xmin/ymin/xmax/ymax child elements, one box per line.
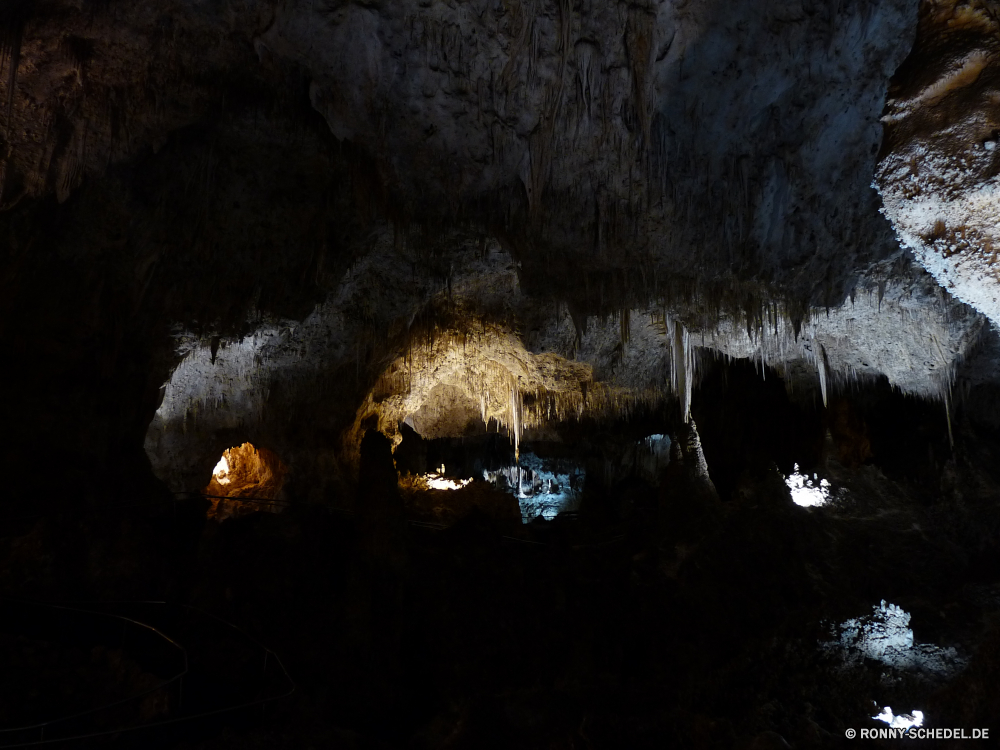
<box><xmin>873</xmin><ymin>706</ymin><xmax>924</xmax><ymax>730</ymax></box>
<box><xmin>212</xmin><ymin>456</ymin><xmax>231</xmax><ymax>485</ymax></box>
<box><xmin>845</xmin><ymin>601</ymin><xmax>914</xmax><ymax>661</ymax></box>
<box><xmin>483</xmin><ymin>452</ymin><xmax>584</xmax><ymax>523</ymax></box>
<box><xmin>785</xmin><ymin>463</ymin><xmax>831</xmax><ymax>507</ymax></box>
<box><xmin>423</xmin><ymin>474</ymin><xmax>473</xmax><ymax>491</ymax></box>
<box><xmin>823</xmin><ymin>600</ymin><xmax>966</xmax><ymax>676</ymax></box>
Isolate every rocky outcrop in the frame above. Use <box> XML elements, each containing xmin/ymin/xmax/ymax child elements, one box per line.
<box><xmin>876</xmin><ymin>0</ymin><xmax>1000</xmax><ymax>325</ymax></box>
<box><xmin>145</xmin><ymin>234</ymin><xmax>983</xmax><ymax>496</ymax></box>
<box><xmin>4</xmin><ymin>0</ymin><xmax>991</xmax><ymax>498</ymax></box>
<box><xmin>259</xmin><ymin>0</ymin><xmax>920</xmax><ymax>309</ymax></box>
<box><xmin>2</xmin><ymin>0</ymin><xmax>921</xmax><ymax>309</ymax></box>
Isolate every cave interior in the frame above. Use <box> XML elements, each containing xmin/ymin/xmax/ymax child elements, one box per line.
<box><xmin>3</xmin><ymin>0</ymin><xmax>1000</xmax><ymax>748</ymax></box>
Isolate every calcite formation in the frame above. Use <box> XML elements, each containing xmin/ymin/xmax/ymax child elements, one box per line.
<box><xmin>146</xmin><ymin>235</ymin><xmax>982</xmax><ymax>493</ymax></box>
<box><xmin>3</xmin><ymin>0</ymin><xmax>991</xmax><ymax>492</ymax></box>
<box><xmin>876</xmin><ymin>1</ymin><xmax>1000</xmax><ymax>325</ymax></box>
<box><xmin>8</xmin><ymin>2</ymin><xmax>1000</xmax><ymax>747</ymax></box>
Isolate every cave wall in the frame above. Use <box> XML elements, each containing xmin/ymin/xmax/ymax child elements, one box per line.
<box><xmin>876</xmin><ymin>0</ymin><xmax>1000</xmax><ymax>326</ymax></box>
<box><xmin>260</xmin><ymin>0</ymin><xmax>920</xmax><ymax>310</ymax></box>
<box><xmin>7</xmin><ymin>2</ymin><xmax>1000</xmax><ymax>746</ymax></box>
<box><xmin>0</xmin><ymin>0</ymin><xmax>997</xmax><ymax>511</ymax></box>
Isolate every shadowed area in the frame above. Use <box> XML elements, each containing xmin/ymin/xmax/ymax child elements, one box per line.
<box><xmin>3</xmin><ymin>0</ymin><xmax>1000</xmax><ymax>748</ymax></box>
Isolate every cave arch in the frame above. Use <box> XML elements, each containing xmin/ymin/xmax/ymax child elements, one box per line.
<box><xmin>203</xmin><ymin>442</ymin><xmax>288</xmax><ymax>520</ymax></box>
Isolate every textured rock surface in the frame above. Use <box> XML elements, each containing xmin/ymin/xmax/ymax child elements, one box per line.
<box><xmin>876</xmin><ymin>0</ymin><xmax>1000</xmax><ymax>324</ymax></box>
<box><xmin>0</xmin><ymin>0</ymin><xmax>920</xmax><ymax>306</ymax></box>
<box><xmin>259</xmin><ymin>0</ymin><xmax>919</xmax><ymax>308</ymax></box>
<box><xmin>8</xmin><ymin>2</ymin><xmax>1000</xmax><ymax>745</ymax></box>
<box><xmin>146</xmin><ymin>237</ymin><xmax>983</xmax><ymax>494</ymax></box>
<box><xmin>2</xmin><ymin>0</ymin><xmax>986</xmax><ymax>494</ymax></box>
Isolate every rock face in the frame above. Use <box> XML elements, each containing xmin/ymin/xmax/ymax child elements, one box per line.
<box><xmin>201</xmin><ymin>441</ymin><xmax>287</xmax><ymax>519</ymax></box>
<box><xmin>260</xmin><ymin>0</ymin><xmax>919</xmax><ymax>308</ymax></box>
<box><xmin>1</xmin><ymin>0</ymin><xmax>994</xmax><ymax>512</ymax></box>
<box><xmin>3</xmin><ymin>0</ymin><xmax>989</xmax><ymax>494</ymax></box>
<box><xmin>876</xmin><ymin>1</ymin><xmax>1000</xmax><ymax>325</ymax></box>
<box><xmin>8</xmin><ymin>1</ymin><xmax>1000</xmax><ymax>748</ymax></box>
<box><xmin>1</xmin><ymin>0</ymin><xmax>921</xmax><ymax>304</ymax></box>
<box><xmin>145</xmin><ymin>235</ymin><xmax>982</xmax><ymax>495</ymax></box>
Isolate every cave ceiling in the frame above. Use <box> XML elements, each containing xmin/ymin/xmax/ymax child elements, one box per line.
<box><xmin>7</xmin><ymin>1</ymin><xmax>1000</xmax><ymax>746</ymax></box>
<box><xmin>1</xmin><ymin>0</ymin><xmax>1000</xmax><ymax>480</ymax></box>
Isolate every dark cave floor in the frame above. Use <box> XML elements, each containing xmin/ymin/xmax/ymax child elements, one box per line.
<box><xmin>3</xmin><ymin>369</ymin><xmax>1000</xmax><ymax>750</ymax></box>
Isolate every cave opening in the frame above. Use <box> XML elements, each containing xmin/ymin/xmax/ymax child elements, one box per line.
<box><xmin>202</xmin><ymin>442</ymin><xmax>288</xmax><ymax>520</ymax></box>
<box><xmin>392</xmin><ymin>409</ymin><xmax>688</xmax><ymax>526</ymax></box>
<box><xmin>8</xmin><ymin>0</ymin><xmax>1000</xmax><ymax>745</ymax></box>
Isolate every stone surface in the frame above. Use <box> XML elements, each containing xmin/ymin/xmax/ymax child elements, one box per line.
<box><xmin>876</xmin><ymin>1</ymin><xmax>1000</xmax><ymax>325</ymax></box>
<box><xmin>6</xmin><ymin>2</ymin><xmax>1000</xmax><ymax>745</ymax></box>
<box><xmin>258</xmin><ymin>0</ymin><xmax>919</xmax><ymax>308</ymax></box>
<box><xmin>145</xmin><ymin>236</ymin><xmax>984</xmax><ymax>494</ymax></box>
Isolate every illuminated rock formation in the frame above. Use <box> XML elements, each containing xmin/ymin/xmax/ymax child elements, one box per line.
<box><xmin>877</xmin><ymin>1</ymin><xmax>1000</xmax><ymax>325</ymax></box>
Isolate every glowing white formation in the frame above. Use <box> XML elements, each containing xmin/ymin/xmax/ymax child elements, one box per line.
<box><xmin>817</xmin><ymin>348</ymin><xmax>828</xmax><ymax>407</ymax></box>
<box><xmin>423</xmin><ymin>474</ymin><xmax>473</xmax><ymax>491</ymax></box>
<box><xmin>842</xmin><ymin>600</ymin><xmax>914</xmax><ymax>660</ymax></box>
<box><xmin>483</xmin><ymin>452</ymin><xmax>584</xmax><ymax>522</ymax></box>
<box><xmin>785</xmin><ymin>464</ymin><xmax>831</xmax><ymax>507</ymax></box>
<box><xmin>212</xmin><ymin>456</ymin><xmax>231</xmax><ymax>485</ymax></box>
<box><xmin>824</xmin><ymin>600</ymin><xmax>966</xmax><ymax>677</ymax></box>
<box><xmin>668</xmin><ymin>319</ymin><xmax>694</xmax><ymax>423</ymax></box>
<box><xmin>873</xmin><ymin>706</ymin><xmax>924</xmax><ymax>730</ymax></box>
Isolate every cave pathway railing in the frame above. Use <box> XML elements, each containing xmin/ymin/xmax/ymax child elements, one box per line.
<box><xmin>0</xmin><ymin>598</ymin><xmax>294</xmax><ymax>747</ymax></box>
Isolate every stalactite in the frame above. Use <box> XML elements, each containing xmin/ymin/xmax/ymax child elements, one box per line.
<box><xmin>668</xmin><ymin>317</ymin><xmax>693</xmax><ymax>423</ymax></box>
<box><xmin>0</xmin><ymin>0</ymin><xmax>29</xmax><ymax>138</ymax></box>
<box><xmin>817</xmin><ymin>343</ymin><xmax>828</xmax><ymax>408</ymax></box>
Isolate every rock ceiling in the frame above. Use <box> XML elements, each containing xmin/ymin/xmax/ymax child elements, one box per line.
<box><xmin>1</xmin><ymin>0</ymin><xmax>1000</xmax><ymax>484</ymax></box>
<box><xmin>6</xmin><ymin>2</ymin><xmax>1000</xmax><ymax>746</ymax></box>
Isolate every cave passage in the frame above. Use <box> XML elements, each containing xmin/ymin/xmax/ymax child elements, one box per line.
<box><xmin>202</xmin><ymin>443</ymin><xmax>287</xmax><ymax>520</ymax></box>
<box><xmin>8</xmin><ymin>0</ymin><xmax>1000</xmax><ymax>745</ymax></box>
